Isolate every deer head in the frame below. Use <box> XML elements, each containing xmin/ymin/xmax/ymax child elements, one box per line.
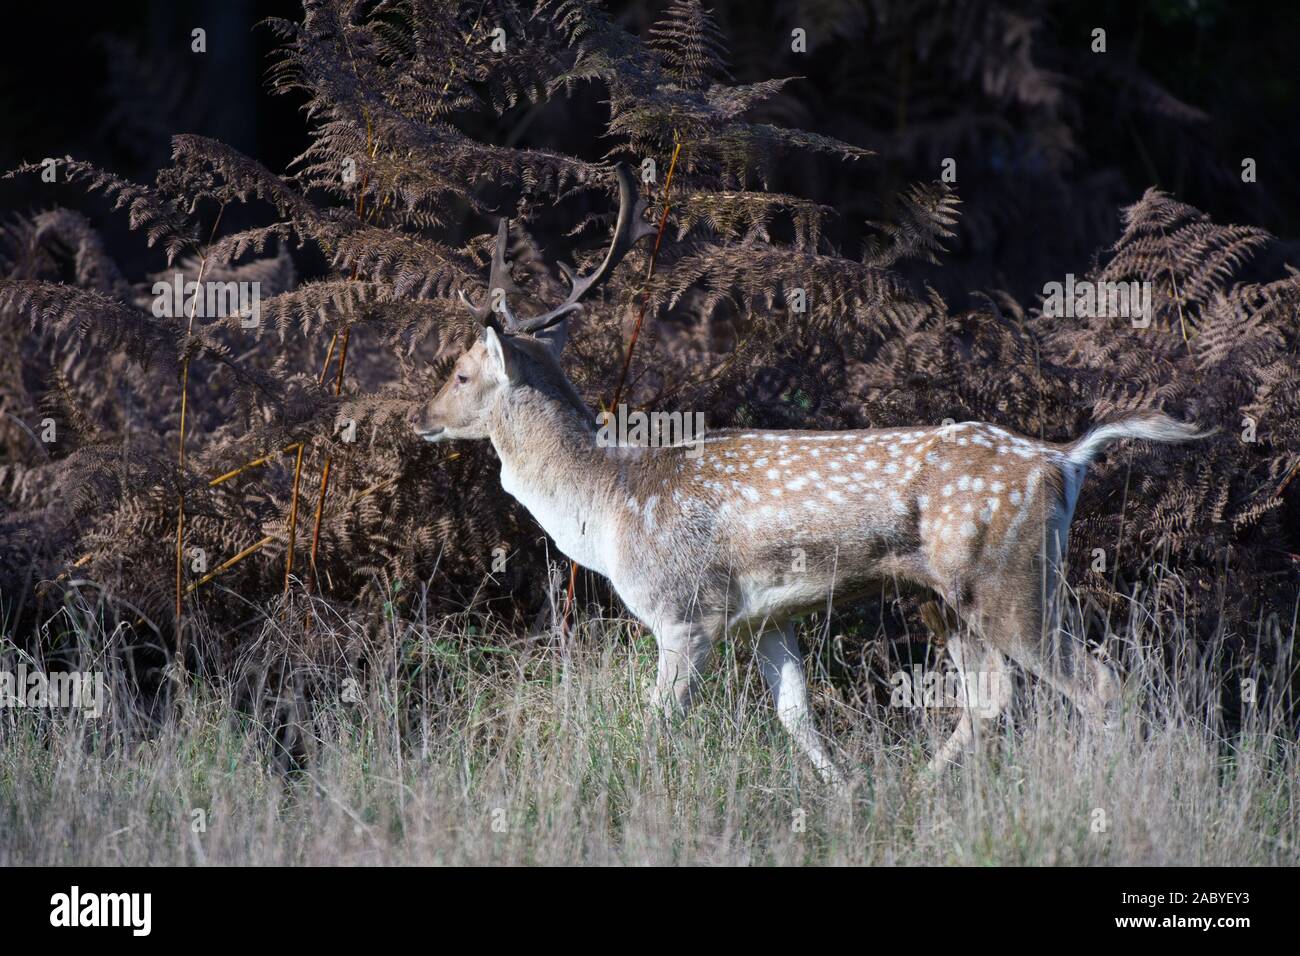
<box><xmin>410</xmin><ymin>163</ymin><xmax>655</xmax><ymax>444</ymax></box>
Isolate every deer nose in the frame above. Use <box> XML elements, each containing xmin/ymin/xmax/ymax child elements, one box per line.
<box><xmin>406</xmin><ymin>404</ymin><xmax>425</xmax><ymax>428</ymax></box>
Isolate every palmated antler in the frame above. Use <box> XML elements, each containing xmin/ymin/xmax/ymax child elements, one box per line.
<box><xmin>458</xmin><ymin>162</ymin><xmax>656</xmax><ymax>335</ymax></box>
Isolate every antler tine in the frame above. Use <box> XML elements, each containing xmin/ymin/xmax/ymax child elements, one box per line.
<box><xmin>458</xmin><ymin>218</ymin><xmax>522</xmax><ymax>331</ymax></box>
<box><xmin>509</xmin><ymin>162</ymin><xmax>656</xmax><ymax>335</ymax></box>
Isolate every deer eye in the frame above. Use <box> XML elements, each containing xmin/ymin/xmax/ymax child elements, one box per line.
<box><xmin>455</xmin><ymin>372</ymin><xmax>469</xmax><ymax>385</ymax></box>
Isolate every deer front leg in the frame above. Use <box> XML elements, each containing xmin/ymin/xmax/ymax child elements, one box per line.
<box><xmin>649</xmin><ymin>619</ymin><xmax>717</xmax><ymax>717</ymax></box>
<box><xmin>928</xmin><ymin>633</ymin><xmax>976</xmax><ymax>771</ymax></box>
<box><xmin>755</xmin><ymin>621</ymin><xmax>845</xmax><ymax>788</ymax></box>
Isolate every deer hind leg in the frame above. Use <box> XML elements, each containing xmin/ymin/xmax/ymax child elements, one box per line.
<box><xmin>649</xmin><ymin>617</ymin><xmax>720</xmax><ymax>717</ymax></box>
<box><xmin>1044</xmin><ymin>520</ymin><xmax>1121</xmax><ymax>729</ymax></box>
<box><xmin>973</xmin><ymin>573</ymin><xmax>1119</xmax><ymax>730</ymax></box>
<box><xmin>928</xmin><ymin>635</ymin><xmax>1013</xmax><ymax>771</ymax></box>
<box><xmin>1008</xmin><ymin>630</ymin><xmax>1119</xmax><ymax>729</ymax></box>
<box><xmin>755</xmin><ymin>621</ymin><xmax>845</xmax><ymax>788</ymax></box>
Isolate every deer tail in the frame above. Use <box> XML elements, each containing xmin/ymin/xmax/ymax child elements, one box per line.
<box><xmin>1066</xmin><ymin>411</ymin><xmax>1213</xmax><ymax>468</ymax></box>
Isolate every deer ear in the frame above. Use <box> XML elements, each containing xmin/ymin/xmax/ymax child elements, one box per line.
<box><xmin>481</xmin><ymin>326</ymin><xmax>521</xmax><ymax>383</ymax></box>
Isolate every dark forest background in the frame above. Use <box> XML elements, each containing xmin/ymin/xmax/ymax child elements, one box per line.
<box><xmin>0</xmin><ymin>0</ymin><xmax>1297</xmax><ymax>717</ymax></box>
<box><xmin>3</xmin><ymin>0</ymin><xmax>1298</xmax><ymax>302</ymax></box>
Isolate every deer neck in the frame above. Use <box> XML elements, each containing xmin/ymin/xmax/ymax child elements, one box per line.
<box><xmin>488</xmin><ymin>386</ymin><xmax>621</xmax><ymax>576</ymax></box>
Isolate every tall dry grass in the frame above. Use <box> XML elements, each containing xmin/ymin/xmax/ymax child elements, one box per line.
<box><xmin>1</xmin><ymin>576</ymin><xmax>1296</xmax><ymax>866</ymax></box>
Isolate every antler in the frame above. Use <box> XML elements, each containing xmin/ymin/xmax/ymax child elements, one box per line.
<box><xmin>458</xmin><ymin>162</ymin><xmax>657</xmax><ymax>336</ymax></box>
<box><xmin>456</xmin><ymin>218</ymin><xmax>524</xmax><ymax>330</ymax></box>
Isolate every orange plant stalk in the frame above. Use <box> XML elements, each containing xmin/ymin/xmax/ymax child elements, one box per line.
<box><xmin>307</xmin><ymin>326</ymin><xmax>351</xmax><ymax>596</ymax></box>
<box><xmin>173</xmin><ymin>203</ymin><xmax>226</xmax><ymax>658</ymax></box>
<box><xmin>609</xmin><ymin>142</ymin><xmax>683</xmax><ymax>410</ymax></box>
<box><xmin>283</xmin><ymin>441</ymin><xmax>306</xmax><ymax>600</ymax></box>
<box><xmin>168</xmin><ymin>472</ymin><xmax>402</xmax><ymax>615</ymax></box>
<box><xmin>208</xmin><ymin>442</ymin><xmax>301</xmax><ymax>488</ymax></box>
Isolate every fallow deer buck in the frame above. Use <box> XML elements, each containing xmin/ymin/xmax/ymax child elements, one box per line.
<box><xmin>409</xmin><ymin>164</ymin><xmax>1207</xmax><ymax>785</ymax></box>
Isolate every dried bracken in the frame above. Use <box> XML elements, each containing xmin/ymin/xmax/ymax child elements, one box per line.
<box><xmin>0</xmin><ymin>0</ymin><xmax>1295</xmax><ymax>715</ymax></box>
